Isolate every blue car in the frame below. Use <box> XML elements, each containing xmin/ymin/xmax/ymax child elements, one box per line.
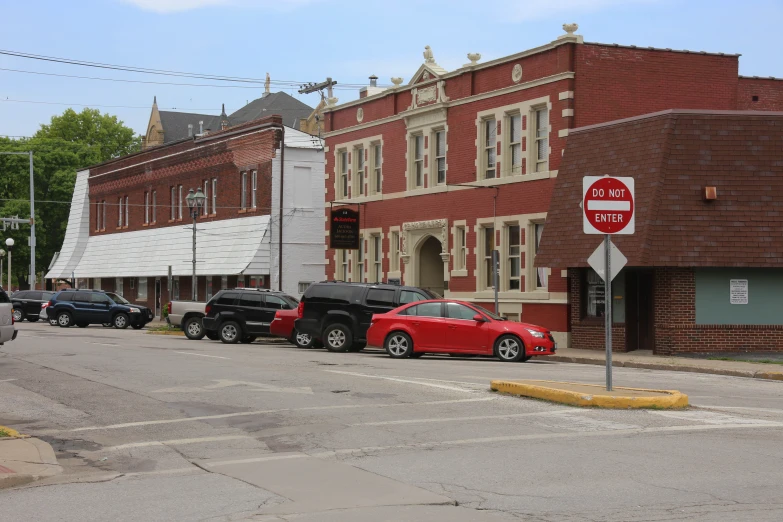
<box><xmin>47</xmin><ymin>289</ymin><xmax>154</xmax><ymax>329</ymax></box>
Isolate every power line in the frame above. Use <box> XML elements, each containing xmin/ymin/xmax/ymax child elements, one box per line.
<box><xmin>1</xmin><ymin>98</ymin><xmax>220</xmax><ymax>111</ymax></box>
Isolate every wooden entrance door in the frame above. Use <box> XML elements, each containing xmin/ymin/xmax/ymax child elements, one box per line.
<box><xmin>625</xmin><ymin>270</ymin><xmax>655</xmax><ymax>351</ymax></box>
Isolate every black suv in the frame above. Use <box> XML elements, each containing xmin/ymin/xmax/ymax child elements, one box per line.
<box><xmin>11</xmin><ymin>290</ymin><xmax>54</xmax><ymax>322</ymax></box>
<box><xmin>294</xmin><ymin>282</ymin><xmax>438</xmax><ymax>352</ymax></box>
<box><xmin>202</xmin><ymin>288</ymin><xmax>299</xmax><ymax>344</ymax></box>
<box><xmin>47</xmin><ymin>289</ymin><xmax>154</xmax><ymax>329</ymax></box>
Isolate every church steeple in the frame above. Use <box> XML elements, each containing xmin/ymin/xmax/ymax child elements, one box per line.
<box><xmin>220</xmin><ymin>103</ymin><xmax>230</xmax><ymax>130</ymax></box>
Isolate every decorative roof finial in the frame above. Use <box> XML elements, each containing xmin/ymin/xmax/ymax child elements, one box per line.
<box><xmin>563</xmin><ymin>23</ymin><xmax>579</xmax><ymax>35</ymax></box>
<box><xmin>423</xmin><ymin>45</ymin><xmax>435</xmax><ymax>64</ymax></box>
<box><xmin>153</xmin><ymin>95</ymin><xmax>157</xmax><ymax>104</ymax></box>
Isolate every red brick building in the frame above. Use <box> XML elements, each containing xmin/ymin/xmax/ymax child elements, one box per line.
<box><xmin>536</xmin><ymin>110</ymin><xmax>783</xmax><ymax>354</ymax></box>
<box><xmin>46</xmin><ymin>115</ymin><xmax>325</xmax><ymax>316</ymax></box>
<box><xmin>320</xmin><ymin>26</ymin><xmax>783</xmax><ymax>347</ymax></box>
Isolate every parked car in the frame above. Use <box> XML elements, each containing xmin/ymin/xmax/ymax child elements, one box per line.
<box><xmin>0</xmin><ymin>287</ymin><xmax>18</xmax><ymax>345</ymax></box>
<box><xmin>166</xmin><ymin>300</ymin><xmax>218</xmax><ymax>341</ymax></box>
<box><xmin>294</xmin><ymin>282</ymin><xmax>438</xmax><ymax>352</ymax></box>
<box><xmin>201</xmin><ymin>288</ymin><xmax>299</xmax><ymax>344</ymax></box>
<box><xmin>270</xmin><ymin>308</ymin><xmax>317</xmax><ymax>348</ymax></box>
<box><xmin>10</xmin><ymin>290</ymin><xmax>54</xmax><ymax>322</ymax></box>
<box><xmin>47</xmin><ymin>289</ymin><xmax>154</xmax><ymax>329</ymax></box>
<box><xmin>366</xmin><ymin>299</ymin><xmax>557</xmax><ymax>362</ymax></box>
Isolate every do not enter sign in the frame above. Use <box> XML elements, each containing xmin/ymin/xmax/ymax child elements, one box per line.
<box><xmin>583</xmin><ymin>176</ymin><xmax>635</xmax><ymax>235</ymax></box>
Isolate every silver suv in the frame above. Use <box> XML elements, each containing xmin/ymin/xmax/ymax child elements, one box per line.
<box><xmin>0</xmin><ymin>287</ymin><xmax>19</xmax><ymax>345</ymax></box>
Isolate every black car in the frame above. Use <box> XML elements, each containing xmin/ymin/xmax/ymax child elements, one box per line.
<box><xmin>11</xmin><ymin>290</ymin><xmax>54</xmax><ymax>322</ymax></box>
<box><xmin>201</xmin><ymin>288</ymin><xmax>299</xmax><ymax>344</ymax></box>
<box><xmin>47</xmin><ymin>289</ymin><xmax>154</xmax><ymax>329</ymax></box>
<box><xmin>294</xmin><ymin>282</ymin><xmax>438</xmax><ymax>352</ymax></box>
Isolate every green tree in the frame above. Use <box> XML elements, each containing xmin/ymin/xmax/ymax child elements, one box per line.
<box><xmin>0</xmin><ymin>109</ymin><xmax>140</xmax><ymax>289</ymax></box>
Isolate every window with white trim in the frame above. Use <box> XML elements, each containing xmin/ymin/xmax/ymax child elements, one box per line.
<box><xmin>241</xmin><ymin>171</ymin><xmax>248</xmax><ymax>210</ymax></box>
<box><xmin>115</xmin><ymin>277</ymin><xmax>124</xmax><ymax>296</ymax></box>
<box><xmin>507</xmin><ymin>224</ymin><xmax>521</xmax><ymax>290</ymax></box>
<box><xmin>170</xmin><ymin>186</ymin><xmax>176</xmax><ymax>220</ymax></box>
<box><xmin>533</xmin><ymin>107</ymin><xmax>549</xmax><ymax>173</ymax></box>
<box><xmin>152</xmin><ymin>191</ymin><xmax>156</xmax><ymax>223</ymax></box>
<box><xmin>434</xmin><ymin>130</ymin><xmax>446</xmax><ymax>185</ymax></box>
<box><xmin>354</xmin><ymin>239</ymin><xmax>364</xmax><ymax>282</ymax></box>
<box><xmin>483</xmin><ymin>119</ymin><xmax>497</xmax><ymax>179</ymax></box>
<box><xmin>137</xmin><ymin>277</ymin><xmax>148</xmax><ymax>300</ymax></box>
<box><xmin>117</xmin><ymin>197</ymin><xmax>123</xmax><ymax>227</ymax></box>
<box><xmin>412</xmin><ymin>135</ymin><xmax>424</xmax><ymax>187</ymax></box>
<box><xmin>338</xmin><ymin>150</ymin><xmax>348</xmax><ymax>198</ymax></box>
<box><xmin>339</xmin><ymin>249</ymin><xmax>349</xmax><ymax>281</ymax></box>
<box><xmin>533</xmin><ymin>223</ymin><xmax>547</xmax><ymax>289</ymax></box>
<box><xmin>125</xmin><ymin>196</ymin><xmax>129</xmax><ymax>226</ymax></box>
<box><xmin>95</xmin><ymin>201</ymin><xmax>101</xmax><ymax>231</ymax></box>
<box><xmin>455</xmin><ymin>226</ymin><xmax>467</xmax><ymax>271</ymax></box>
<box><xmin>483</xmin><ymin>226</ymin><xmax>495</xmax><ymax>289</ymax></box>
<box><xmin>298</xmin><ymin>281</ymin><xmax>313</xmax><ymax>294</ymax></box>
<box><xmin>211</xmin><ymin>178</ymin><xmax>217</xmax><ymax>214</ymax></box>
<box><xmin>390</xmin><ymin>231</ymin><xmax>400</xmax><ymax>272</ymax></box>
<box><xmin>144</xmin><ymin>192</ymin><xmax>149</xmax><ymax>224</ymax></box>
<box><xmin>372</xmin><ymin>143</ymin><xmax>382</xmax><ymax>194</ymax></box>
<box><xmin>251</xmin><ymin>170</ymin><xmax>257</xmax><ymax>209</ymax></box>
<box><xmin>508</xmin><ymin>113</ymin><xmax>522</xmax><ymax>175</ymax></box>
<box><xmin>354</xmin><ymin>146</ymin><xmax>364</xmax><ymax>196</ymax></box>
<box><xmin>371</xmin><ymin>234</ymin><xmax>381</xmax><ymax>283</ymax></box>
<box><xmin>178</xmin><ymin>185</ymin><xmax>183</xmax><ymax>219</ymax></box>
<box><xmin>102</xmin><ymin>201</ymin><xmax>106</xmax><ymax>230</ymax></box>
<box><xmin>203</xmin><ymin>180</ymin><xmax>209</xmax><ymax>215</ymax></box>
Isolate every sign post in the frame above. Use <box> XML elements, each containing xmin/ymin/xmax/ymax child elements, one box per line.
<box><xmin>583</xmin><ymin>176</ymin><xmax>635</xmax><ymax>391</ymax></box>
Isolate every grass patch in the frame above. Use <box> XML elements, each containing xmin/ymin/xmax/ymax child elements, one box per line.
<box><xmin>0</xmin><ymin>428</ymin><xmax>12</xmax><ymax>438</ymax></box>
<box><xmin>708</xmin><ymin>357</ymin><xmax>783</xmax><ymax>365</ymax></box>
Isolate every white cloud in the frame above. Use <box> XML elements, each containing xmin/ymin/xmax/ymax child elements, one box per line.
<box><xmin>503</xmin><ymin>0</ymin><xmax>660</xmax><ymax>22</ymax></box>
<box><xmin>121</xmin><ymin>0</ymin><xmax>317</xmax><ymax>14</ymax></box>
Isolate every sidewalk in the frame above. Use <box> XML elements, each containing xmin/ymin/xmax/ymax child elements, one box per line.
<box><xmin>549</xmin><ymin>348</ymin><xmax>783</xmax><ymax>381</ymax></box>
<box><xmin>0</xmin><ymin>436</ymin><xmax>62</xmax><ymax>489</ymax></box>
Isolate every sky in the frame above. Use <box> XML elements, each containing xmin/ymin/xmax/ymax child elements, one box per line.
<box><xmin>1</xmin><ymin>0</ymin><xmax>782</xmax><ymax>138</ymax></box>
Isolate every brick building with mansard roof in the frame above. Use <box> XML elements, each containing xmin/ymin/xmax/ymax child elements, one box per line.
<box><xmin>320</xmin><ymin>24</ymin><xmax>783</xmax><ymax>347</ymax></box>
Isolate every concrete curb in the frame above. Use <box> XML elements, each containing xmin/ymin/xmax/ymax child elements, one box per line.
<box><xmin>0</xmin><ymin>437</ymin><xmax>62</xmax><ymax>489</ymax></box>
<box><xmin>546</xmin><ymin>355</ymin><xmax>783</xmax><ymax>381</ymax></box>
<box><xmin>490</xmin><ymin>379</ymin><xmax>689</xmax><ymax>409</ymax></box>
<box><xmin>146</xmin><ymin>330</ymin><xmax>185</xmax><ymax>336</ymax></box>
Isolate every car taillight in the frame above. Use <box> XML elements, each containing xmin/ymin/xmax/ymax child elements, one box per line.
<box><xmin>41</xmin><ymin>302</ymin><xmax>48</xmax><ymax>309</ymax></box>
<box><xmin>48</xmin><ymin>300</ymin><xmax>54</xmax><ymax>307</ymax></box>
<box><xmin>205</xmin><ymin>304</ymin><xmax>212</xmax><ymax>315</ymax></box>
<box><xmin>274</xmin><ymin>310</ymin><xmax>280</xmax><ymax>319</ymax></box>
<box><xmin>297</xmin><ymin>301</ymin><xmax>304</xmax><ymax>319</ymax></box>
<box><xmin>166</xmin><ymin>302</ymin><xmax>171</xmax><ymax>314</ymax></box>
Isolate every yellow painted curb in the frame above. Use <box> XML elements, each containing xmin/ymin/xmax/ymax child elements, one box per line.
<box><xmin>0</xmin><ymin>425</ymin><xmax>23</xmax><ymax>438</ymax></box>
<box><xmin>755</xmin><ymin>371</ymin><xmax>783</xmax><ymax>381</ymax></box>
<box><xmin>146</xmin><ymin>330</ymin><xmax>185</xmax><ymax>336</ymax></box>
<box><xmin>490</xmin><ymin>380</ymin><xmax>689</xmax><ymax>409</ymax></box>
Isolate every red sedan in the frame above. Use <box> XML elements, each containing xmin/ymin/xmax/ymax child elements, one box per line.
<box><xmin>270</xmin><ymin>309</ymin><xmax>317</xmax><ymax>348</ymax></box>
<box><xmin>366</xmin><ymin>300</ymin><xmax>556</xmax><ymax>362</ymax></box>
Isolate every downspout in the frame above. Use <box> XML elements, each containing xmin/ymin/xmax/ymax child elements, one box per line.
<box><xmin>278</xmin><ymin>127</ymin><xmax>285</xmax><ymax>291</ymax></box>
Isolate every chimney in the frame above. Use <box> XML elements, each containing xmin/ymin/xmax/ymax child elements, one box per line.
<box><xmin>359</xmin><ymin>74</ymin><xmax>385</xmax><ymax>99</ymax></box>
<box><xmin>199</xmin><ymin>121</ymin><xmax>203</xmax><ymax>134</ymax></box>
<box><xmin>188</xmin><ymin>124</ymin><xmax>193</xmax><ymax>137</ymax></box>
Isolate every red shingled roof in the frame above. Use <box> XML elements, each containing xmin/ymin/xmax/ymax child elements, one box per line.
<box><xmin>535</xmin><ymin>109</ymin><xmax>783</xmax><ymax>268</ymax></box>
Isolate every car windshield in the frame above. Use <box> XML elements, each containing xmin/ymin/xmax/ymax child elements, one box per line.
<box><xmin>472</xmin><ymin>304</ymin><xmax>505</xmax><ymax>321</ymax></box>
<box><xmin>105</xmin><ymin>292</ymin><xmax>129</xmax><ymax>305</ymax></box>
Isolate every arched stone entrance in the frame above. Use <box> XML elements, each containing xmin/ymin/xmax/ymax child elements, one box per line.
<box><xmin>417</xmin><ymin>236</ymin><xmax>445</xmax><ymax>296</ymax></box>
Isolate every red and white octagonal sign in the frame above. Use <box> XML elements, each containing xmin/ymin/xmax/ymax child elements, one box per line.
<box><xmin>583</xmin><ymin>176</ymin><xmax>635</xmax><ymax>235</ymax></box>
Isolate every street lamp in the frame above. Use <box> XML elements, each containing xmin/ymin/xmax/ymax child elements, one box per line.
<box><xmin>5</xmin><ymin>238</ymin><xmax>14</xmax><ymax>291</ymax></box>
<box><xmin>185</xmin><ymin>188</ymin><xmax>206</xmax><ymax>301</ymax></box>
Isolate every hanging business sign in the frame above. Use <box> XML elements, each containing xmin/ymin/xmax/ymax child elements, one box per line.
<box><xmin>330</xmin><ymin>208</ymin><xmax>361</xmax><ymax>249</ymax></box>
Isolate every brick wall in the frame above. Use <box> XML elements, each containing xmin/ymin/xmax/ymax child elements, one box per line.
<box><xmin>737</xmin><ymin>78</ymin><xmax>783</xmax><ymax>111</ymax></box>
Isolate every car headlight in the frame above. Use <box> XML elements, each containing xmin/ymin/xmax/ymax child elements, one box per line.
<box><xmin>129</xmin><ymin>307</ymin><xmax>141</xmax><ymax>313</ymax></box>
<box><xmin>526</xmin><ymin>329</ymin><xmax>545</xmax><ymax>338</ymax></box>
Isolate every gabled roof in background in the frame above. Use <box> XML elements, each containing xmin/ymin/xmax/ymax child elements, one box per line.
<box><xmin>158</xmin><ymin>111</ymin><xmax>225</xmax><ymax>143</ymax></box>
<box><xmin>229</xmin><ymin>92</ymin><xmax>313</xmax><ymax>129</ymax></box>
<box><xmin>535</xmin><ymin>109</ymin><xmax>783</xmax><ymax>268</ymax></box>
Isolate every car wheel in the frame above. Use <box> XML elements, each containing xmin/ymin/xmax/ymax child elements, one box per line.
<box><xmin>495</xmin><ymin>335</ymin><xmax>526</xmax><ymax>363</ymax></box>
<box><xmin>184</xmin><ymin>317</ymin><xmax>206</xmax><ymax>340</ymax></box>
<box><xmin>131</xmin><ymin>324</ymin><xmax>144</xmax><ymax>330</ymax></box>
<box><xmin>219</xmin><ymin>321</ymin><xmax>241</xmax><ymax>344</ymax></box>
<box><xmin>49</xmin><ymin>318</ymin><xmax>58</xmax><ymax>326</ymax></box>
<box><xmin>57</xmin><ymin>312</ymin><xmax>72</xmax><ymax>328</ymax></box>
<box><xmin>77</xmin><ymin>323</ymin><xmax>89</xmax><ymax>328</ymax></box>
<box><xmin>113</xmin><ymin>313</ymin><xmax>130</xmax><ymax>329</ymax></box>
<box><xmin>385</xmin><ymin>332</ymin><xmax>413</xmax><ymax>358</ymax></box>
<box><xmin>12</xmin><ymin>309</ymin><xmax>23</xmax><ymax>323</ymax></box>
<box><xmin>240</xmin><ymin>335</ymin><xmax>257</xmax><ymax>344</ymax></box>
<box><xmin>206</xmin><ymin>331</ymin><xmax>219</xmax><ymax>341</ymax></box>
<box><xmin>294</xmin><ymin>331</ymin><xmax>315</xmax><ymax>348</ymax></box>
<box><xmin>323</xmin><ymin>324</ymin><xmax>352</xmax><ymax>352</ymax></box>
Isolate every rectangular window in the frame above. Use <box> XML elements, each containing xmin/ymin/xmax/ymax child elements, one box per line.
<box><xmin>125</xmin><ymin>196</ymin><xmax>129</xmax><ymax>226</ymax></box>
<box><xmin>373</xmin><ymin>143</ymin><xmax>382</xmax><ymax>194</ymax></box>
<box><xmin>170</xmin><ymin>186</ymin><xmax>176</xmax><ymax>220</ymax></box>
<box><xmin>178</xmin><ymin>185</ymin><xmax>183</xmax><ymax>219</ymax></box>
<box><xmin>339</xmin><ymin>150</ymin><xmax>348</xmax><ymax>198</ymax></box>
<box><xmin>584</xmin><ymin>269</ymin><xmax>605</xmax><ymax>318</ymax></box>
<box><xmin>340</xmin><ymin>249</ymin><xmax>349</xmax><ymax>281</ymax></box>
<box><xmin>118</xmin><ymin>197</ymin><xmax>123</xmax><ymax>227</ymax></box>
<box><xmin>137</xmin><ymin>277</ymin><xmax>148</xmax><ymax>300</ymax></box>
<box><xmin>372</xmin><ymin>234</ymin><xmax>381</xmax><ymax>283</ymax></box>
<box><xmin>390</xmin><ymin>231</ymin><xmax>400</xmax><ymax>272</ymax></box>
<box><xmin>484</xmin><ymin>119</ymin><xmax>497</xmax><ymax>179</ymax></box>
<box><xmin>413</xmin><ymin>135</ymin><xmax>424</xmax><ymax>187</ymax></box>
<box><xmin>241</xmin><ymin>171</ymin><xmax>247</xmax><ymax>210</ymax></box>
<box><xmin>509</xmin><ymin>114</ymin><xmax>522</xmax><ymax>175</ymax></box>
<box><xmin>455</xmin><ymin>226</ymin><xmax>466</xmax><ymax>270</ymax></box>
<box><xmin>298</xmin><ymin>281</ymin><xmax>312</xmax><ymax>294</ymax></box>
<box><xmin>172</xmin><ymin>277</ymin><xmax>180</xmax><ymax>300</ymax></box>
<box><xmin>152</xmin><ymin>191</ymin><xmax>157</xmax><ymax>223</ymax></box>
<box><xmin>484</xmin><ymin>226</ymin><xmax>495</xmax><ymax>289</ymax></box>
<box><xmin>534</xmin><ymin>223</ymin><xmax>547</xmax><ymax>288</ymax></box>
<box><xmin>203</xmin><ymin>180</ymin><xmax>209</xmax><ymax>215</ymax></box>
<box><xmin>212</xmin><ymin>178</ymin><xmax>217</xmax><ymax>214</ymax></box>
<box><xmin>102</xmin><ymin>201</ymin><xmax>106</xmax><ymax>230</ymax></box>
<box><xmin>435</xmin><ymin>130</ymin><xmax>446</xmax><ymax>184</ymax></box>
<box><xmin>507</xmin><ymin>225</ymin><xmax>521</xmax><ymax>290</ymax></box>
<box><xmin>115</xmin><ymin>277</ymin><xmax>124</xmax><ymax>297</ymax></box>
<box><xmin>355</xmin><ymin>240</ymin><xmax>364</xmax><ymax>282</ymax></box>
<box><xmin>206</xmin><ymin>276</ymin><xmax>213</xmax><ymax>300</ymax></box>
<box><xmin>95</xmin><ymin>201</ymin><xmax>101</xmax><ymax>231</ymax></box>
<box><xmin>144</xmin><ymin>192</ymin><xmax>149</xmax><ymax>224</ymax></box>
<box><xmin>355</xmin><ymin>146</ymin><xmax>364</xmax><ymax>196</ymax></box>
<box><xmin>534</xmin><ymin>108</ymin><xmax>549</xmax><ymax>172</ymax></box>
<box><xmin>251</xmin><ymin>170</ymin><xmax>258</xmax><ymax>209</ymax></box>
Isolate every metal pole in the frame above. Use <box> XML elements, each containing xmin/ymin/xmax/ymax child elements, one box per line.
<box><xmin>8</xmin><ymin>250</ymin><xmax>11</xmax><ymax>292</ymax></box>
<box><xmin>29</xmin><ymin>152</ymin><xmax>35</xmax><ymax>290</ymax></box>
<box><xmin>192</xmin><ymin>214</ymin><xmax>197</xmax><ymax>301</ymax></box>
<box><xmin>604</xmin><ymin>234</ymin><xmax>613</xmax><ymax>391</ymax></box>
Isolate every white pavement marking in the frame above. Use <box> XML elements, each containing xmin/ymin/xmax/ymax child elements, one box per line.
<box><xmin>174</xmin><ymin>351</ymin><xmax>230</xmax><ymax>360</ymax></box>
<box><xmin>649</xmin><ymin>410</ymin><xmax>782</xmax><ymax>426</ymax></box>
<box><xmin>309</xmin><ymin>422</ymin><xmax>783</xmax><ymax>458</ymax></box>
<box><xmin>153</xmin><ymin>379</ymin><xmax>313</xmax><ymax>394</ymax></box>
<box><xmin>68</xmin><ymin>397</ymin><xmax>496</xmax><ymax>432</ymax></box>
<box><xmin>352</xmin><ymin>410</ymin><xmax>573</xmax><ymax>427</ymax></box>
<box><xmin>323</xmin><ymin>370</ymin><xmax>477</xmax><ymax>393</ymax></box>
<box><xmin>204</xmin><ymin>453</ymin><xmax>308</xmax><ymax>468</ymax></box>
<box><xmin>89</xmin><ymin>342</ymin><xmax>118</xmax><ymax>347</ymax></box>
<box><xmin>0</xmin><ymin>378</ymin><xmax>18</xmax><ymax>382</ymax></box>
<box><xmin>106</xmin><ymin>435</ymin><xmax>252</xmax><ymax>451</ymax></box>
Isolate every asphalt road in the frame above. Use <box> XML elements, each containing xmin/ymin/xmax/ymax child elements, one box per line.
<box><xmin>1</xmin><ymin>322</ymin><xmax>783</xmax><ymax>521</ymax></box>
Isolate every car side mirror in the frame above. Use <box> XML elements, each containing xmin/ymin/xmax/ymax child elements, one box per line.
<box><xmin>473</xmin><ymin>314</ymin><xmax>486</xmax><ymax>322</ymax></box>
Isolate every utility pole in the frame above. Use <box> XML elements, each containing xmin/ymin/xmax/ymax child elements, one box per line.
<box><xmin>298</xmin><ymin>78</ymin><xmax>337</xmax><ymax>137</ymax></box>
<box><xmin>0</xmin><ymin>151</ymin><xmax>35</xmax><ymax>289</ymax></box>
